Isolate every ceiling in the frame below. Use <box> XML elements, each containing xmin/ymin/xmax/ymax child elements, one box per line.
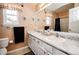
<box><xmin>0</xmin><ymin>3</ymin><xmax>74</xmax><ymax>13</ymax></box>
<box><xmin>45</xmin><ymin>3</ymin><xmax>74</xmax><ymax>13</ymax></box>
<box><xmin>54</xmin><ymin>3</ymin><xmax>74</xmax><ymax>13</ymax></box>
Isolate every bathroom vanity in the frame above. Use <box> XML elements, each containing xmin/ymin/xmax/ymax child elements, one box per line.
<box><xmin>28</xmin><ymin>31</ymin><xmax>79</xmax><ymax>55</ymax></box>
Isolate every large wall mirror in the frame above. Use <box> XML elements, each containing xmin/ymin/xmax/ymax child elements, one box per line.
<box><xmin>44</xmin><ymin>3</ymin><xmax>79</xmax><ymax>33</ymax></box>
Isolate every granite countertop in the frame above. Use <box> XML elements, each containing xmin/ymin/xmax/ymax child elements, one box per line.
<box><xmin>28</xmin><ymin>31</ymin><xmax>79</xmax><ymax>55</ymax></box>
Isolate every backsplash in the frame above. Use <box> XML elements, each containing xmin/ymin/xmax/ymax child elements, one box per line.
<box><xmin>56</xmin><ymin>32</ymin><xmax>79</xmax><ymax>41</ymax></box>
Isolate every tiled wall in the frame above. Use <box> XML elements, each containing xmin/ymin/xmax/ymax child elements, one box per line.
<box><xmin>57</xmin><ymin>32</ymin><xmax>79</xmax><ymax>41</ymax></box>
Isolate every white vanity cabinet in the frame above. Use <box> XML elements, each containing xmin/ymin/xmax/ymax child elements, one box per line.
<box><xmin>28</xmin><ymin>35</ymin><xmax>67</xmax><ymax>55</ymax></box>
<box><xmin>52</xmin><ymin>47</ymin><xmax>67</xmax><ymax>55</ymax></box>
<box><xmin>28</xmin><ymin>35</ymin><xmax>48</xmax><ymax>55</ymax></box>
<box><xmin>28</xmin><ymin>35</ymin><xmax>38</xmax><ymax>54</ymax></box>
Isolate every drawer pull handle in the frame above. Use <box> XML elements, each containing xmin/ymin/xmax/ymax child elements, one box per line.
<box><xmin>37</xmin><ymin>41</ymin><xmax>40</xmax><ymax>43</ymax></box>
<box><xmin>44</xmin><ymin>51</ymin><xmax>46</xmax><ymax>54</ymax></box>
<box><xmin>33</xmin><ymin>39</ymin><xmax>35</xmax><ymax>41</ymax></box>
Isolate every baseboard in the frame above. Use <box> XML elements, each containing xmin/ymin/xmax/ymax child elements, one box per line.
<box><xmin>7</xmin><ymin>46</ymin><xmax>31</xmax><ymax>55</ymax></box>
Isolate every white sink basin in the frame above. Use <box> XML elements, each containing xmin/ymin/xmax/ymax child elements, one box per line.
<box><xmin>58</xmin><ymin>37</ymin><xmax>66</xmax><ymax>42</ymax></box>
<box><xmin>45</xmin><ymin>36</ymin><xmax>66</xmax><ymax>43</ymax></box>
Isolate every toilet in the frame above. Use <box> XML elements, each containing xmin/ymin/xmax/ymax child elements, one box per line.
<box><xmin>0</xmin><ymin>38</ymin><xmax>9</xmax><ymax>55</ymax></box>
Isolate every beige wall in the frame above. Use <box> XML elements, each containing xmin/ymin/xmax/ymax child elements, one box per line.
<box><xmin>0</xmin><ymin>4</ymin><xmax>46</xmax><ymax>45</ymax></box>
<box><xmin>74</xmin><ymin>3</ymin><xmax>79</xmax><ymax>7</ymax></box>
<box><xmin>22</xmin><ymin>5</ymin><xmax>53</xmax><ymax>31</ymax></box>
<box><xmin>57</xmin><ymin>11</ymin><xmax>69</xmax><ymax>32</ymax></box>
<box><xmin>0</xmin><ymin>4</ymin><xmax>37</xmax><ymax>45</ymax></box>
<box><xmin>0</xmin><ymin>4</ymin><xmax>72</xmax><ymax>38</ymax></box>
<box><xmin>0</xmin><ymin>9</ymin><xmax>3</xmax><ymax>38</ymax></box>
<box><xmin>0</xmin><ymin>3</ymin><xmax>78</xmax><ymax>44</ymax></box>
<box><xmin>36</xmin><ymin>10</ymin><xmax>69</xmax><ymax>32</ymax></box>
<box><xmin>21</xmin><ymin>4</ymin><xmax>36</xmax><ymax>31</ymax></box>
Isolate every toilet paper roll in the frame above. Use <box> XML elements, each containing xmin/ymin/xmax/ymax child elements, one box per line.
<box><xmin>9</xmin><ymin>40</ymin><xmax>14</xmax><ymax>43</ymax></box>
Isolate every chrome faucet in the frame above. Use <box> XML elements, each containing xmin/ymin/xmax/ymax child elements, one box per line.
<box><xmin>56</xmin><ymin>33</ymin><xmax>59</xmax><ymax>37</ymax></box>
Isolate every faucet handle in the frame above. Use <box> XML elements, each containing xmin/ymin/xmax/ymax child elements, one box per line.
<box><xmin>56</xmin><ymin>33</ymin><xmax>59</xmax><ymax>37</ymax></box>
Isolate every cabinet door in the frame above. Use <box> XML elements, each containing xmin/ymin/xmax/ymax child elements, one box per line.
<box><xmin>28</xmin><ymin>37</ymin><xmax>31</xmax><ymax>47</ymax></box>
<box><xmin>28</xmin><ymin>37</ymin><xmax>34</xmax><ymax>48</ymax></box>
<box><xmin>45</xmin><ymin>51</ymin><xmax>52</xmax><ymax>55</ymax></box>
<box><xmin>41</xmin><ymin>41</ymin><xmax>53</xmax><ymax>53</ymax></box>
<box><xmin>32</xmin><ymin>43</ymin><xmax>38</xmax><ymax>55</ymax></box>
<box><xmin>37</xmin><ymin>46</ymin><xmax>46</xmax><ymax>55</ymax></box>
<box><xmin>52</xmin><ymin>47</ymin><xmax>67</xmax><ymax>55</ymax></box>
<box><xmin>29</xmin><ymin>35</ymin><xmax>67</xmax><ymax>55</ymax></box>
<box><xmin>37</xmin><ymin>45</ymin><xmax>52</xmax><ymax>55</ymax></box>
<box><xmin>31</xmin><ymin>38</ymin><xmax>38</xmax><ymax>55</ymax></box>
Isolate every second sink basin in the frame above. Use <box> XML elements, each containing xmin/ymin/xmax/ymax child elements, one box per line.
<box><xmin>45</xmin><ymin>36</ymin><xmax>66</xmax><ymax>43</ymax></box>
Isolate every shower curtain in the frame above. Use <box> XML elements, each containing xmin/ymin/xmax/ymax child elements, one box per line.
<box><xmin>55</xmin><ymin>18</ymin><xmax>61</xmax><ymax>31</ymax></box>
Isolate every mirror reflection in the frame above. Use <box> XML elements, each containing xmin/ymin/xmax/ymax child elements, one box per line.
<box><xmin>44</xmin><ymin>3</ymin><xmax>79</xmax><ymax>33</ymax></box>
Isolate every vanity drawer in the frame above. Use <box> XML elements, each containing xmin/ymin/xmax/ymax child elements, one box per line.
<box><xmin>29</xmin><ymin>35</ymin><xmax>37</xmax><ymax>41</ymax></box>
<box><xmin>40</xmin><ymin>41</ymin><xmax>53</xmax><ymax>53</ymax></box>
<box><xmin>29</xmin><ymin>35</ymin><xmax>32</xmax><ymax>38</ymax></box>
<box><xmin>52</xmin><ymin>47</ymin><xmax>67</xmax><ymax>55</ymax></box>
<box><xmin>31</xmin><ymin>38</ymin><xmax>53</xmax><ymax>54</ymax></box>
<box><xmin>45</xmin><ymin>52</ymin><xmax>52</xmax><ymax>55</ymax></box>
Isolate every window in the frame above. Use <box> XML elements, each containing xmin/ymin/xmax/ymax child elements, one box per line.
<box><xmin>3</xmin><ymin>9</ymin><xmax>19</xmax><ymax>26</ymax></box>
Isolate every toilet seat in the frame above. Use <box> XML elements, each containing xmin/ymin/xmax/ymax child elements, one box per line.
<box><xmin>0</xmin><ymin>48</ymin><xmax>7</xmax><ymax>55</ymax></box>
<box><xmin>0</xmin><ymin>38</ymin><xmax>9</xmax><ymax>55</ymax></box>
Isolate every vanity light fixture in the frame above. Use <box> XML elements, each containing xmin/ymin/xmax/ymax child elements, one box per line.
<box><xmin>32</xmin><ymin>18</ymin><xmax>34</xmax><ymax>21</ymax></box>
<box><xmin>44</xmin><ymin>9</ymin><xmax>52</xmax><ymax>26</ymax></box>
